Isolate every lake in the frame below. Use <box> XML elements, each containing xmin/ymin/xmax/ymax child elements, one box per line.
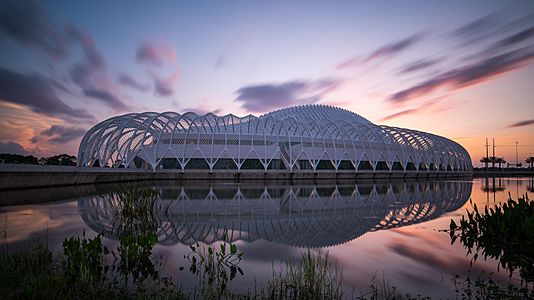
<box><xmin>1</xmin><ymin>177</ymin><xmax>532</xmax><ymax>298</ymax></box>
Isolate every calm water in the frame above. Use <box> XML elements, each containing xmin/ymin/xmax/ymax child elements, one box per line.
<box><xmin>1</xmin><ymin>177</ymin><xmax>532</xmax><ymax>298</ymax></box>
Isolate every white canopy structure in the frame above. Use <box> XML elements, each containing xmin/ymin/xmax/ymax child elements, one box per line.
<box><xmin>78</xmin><ymin>105</ymin><xmax>472</xmax><ymax>174</ymax></box>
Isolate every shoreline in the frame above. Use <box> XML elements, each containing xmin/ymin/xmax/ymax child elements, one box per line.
<box><xmin>0</xmin><ymin>163</ymin><xmax>477</xmax><ymax>190</ymax></box>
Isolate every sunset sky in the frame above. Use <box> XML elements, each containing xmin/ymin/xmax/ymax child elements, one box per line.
<box><xmin>0</xmin><ymin>0</ymin><xmax>533</xmax><ymax>166</ymax></box>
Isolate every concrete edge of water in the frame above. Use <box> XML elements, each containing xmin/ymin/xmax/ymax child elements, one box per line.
<box><xmin>0</xmin><ymin>163</ymin><xmax>475</xmax><ymax>190</ymax></box>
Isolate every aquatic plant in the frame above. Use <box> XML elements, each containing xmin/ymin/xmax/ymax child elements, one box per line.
<box><xmin>269</xmin><ymin>251</ymin><xmax>343</xmax><ymax>300</ymax></box>
<box><xmin>450</xmin><ymin>272</ymin><xmax>533</xmax><ymax>299</ymax></box>
<box><xmin>182</xmin><ymin>231</ymin><xmax>244</xmax><ymax>297</ymax></box>
<box><xmin>448</xmin><ymin>194</ymin><xmax>534</xmax><ymax>283</ymax></box>
<box><xmin>110</xmin><ymin>187</ymin><xmax>162</xmax><ymax>284</ymax></box>
<box><xmin>63</xmin><ymin>231</ymin><xmax>109</xmax><ymax>284</ymax></box>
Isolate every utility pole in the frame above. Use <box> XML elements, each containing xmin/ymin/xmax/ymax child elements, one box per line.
<box><xmin>485</xmin><ymin>138</ymin><xmax>489</xmax><ymax>170</ymax></box>
<box><xmin>515</xmin><ymin>141</ymin><xmax>518</xmax><ymax>168</ymax></box>
<box><xmin>492</xmin><ymin>138</ymin><xmax>495</xmax><ymax>170</ymax></box>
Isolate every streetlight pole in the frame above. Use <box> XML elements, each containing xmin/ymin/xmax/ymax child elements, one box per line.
<box><xmin>515</xmin><ymin>141</ymin><xmax>518</xmax><ymax>168</ymax></box>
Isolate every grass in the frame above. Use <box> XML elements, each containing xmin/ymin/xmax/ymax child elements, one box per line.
<box><xmin>2</xmin><ymin>239</ymin><xmax>533</xmax><ymax>299</ymax></box>
<box><xmin>268</xmin><ymin>251</ymin><xmax>342</xmax><ymax>300</ymax></box>
<box><xmin>0</xmin><ymin>243</ymin><xmax>121</xmax><ymax>299</ymax></box>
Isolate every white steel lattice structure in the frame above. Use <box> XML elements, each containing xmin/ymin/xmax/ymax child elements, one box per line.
<box><xmin>78</xmin><ymin>105</ymin><xmax>472</xmax><ymax>174</ymax></box>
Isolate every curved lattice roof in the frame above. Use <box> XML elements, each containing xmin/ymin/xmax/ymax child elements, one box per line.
<box><xmin>78</xmin><ymin>104</ymin><xmax>472</xmax><ymax>173</ymax></box>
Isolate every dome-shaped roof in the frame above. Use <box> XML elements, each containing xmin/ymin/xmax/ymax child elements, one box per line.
<box><xmin>260</xmin><ymin>104</ymin><xmax>372</xmax><ymax>125</ymax></box>
<box><xmin>77</xmin><ymin>104</ymin><xmax>472</xmax><ymax>174</ymax></box>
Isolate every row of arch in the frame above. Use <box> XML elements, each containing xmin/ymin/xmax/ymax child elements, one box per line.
<box><xmin>78</xmin><ymin>106</ymin><xmax>472</xmax><ymax>174</ymax></box>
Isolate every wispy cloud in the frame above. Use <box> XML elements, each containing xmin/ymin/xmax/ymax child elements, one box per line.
<box><xmin>493</xmin><ymin>26</ymin><xmax>534</xmax><ymax>49</ymax></box>
<box><xmin>65</xmin><ymin>25</ymin><xmax>105</xmax><ymax>67</ymax></box>
<box><xmin>214</xmin><ymin>54</ymin><xmax>225</xmax><ymax>69</ymax></box>
<box><xmin>154</xmin><ymin>69</ymin><xmax>180</xmax><ymax>97</ymax></box>
<box><xmin>136</xmin><ymin>40</ymin><xmax>180</xmax><ymax>96</ymax></box>
<box><xmin>397</xmin><ymin>58</ymin><xmax>441</xmax><ymax>74</ymax></box>
<box><xmin>0</xmin><ymin>67</ymin><xmax>94</xmax><ymax>121</ymax></box>
<box><xmin>67</xmin><ymin>27</ymin><xmax>130</xmax><ymax>111</ymax></box>
<box><xmin>338</xmin><ymin>34</ymin><xmax>423</xmax><ymax>69</ymax></box>
<box><xmin>450</xmin><ymin>14</ymin><xmax>496</xmax><ymax>42</ymax></box>
<box><xmin>137</xmin><ymin>41</ymin><xmax>176</xmax><ymax>67</ymax></box>
<box><xmin>0</xmin><ymin>0</ymin><xmax>130</xmax><ymax>113</ymax></box>
<box><xmin>508</xmin><ymin>119</ymin><xmax>534</xmax><ymax>128</ymax></box>
<box><xmin>30</xmin><ymin>125</ymin><xmax>86</xmax><ymax>144</ymax></box>
<box><xmin>0</xmin><ymin>0</ymin><xmax>69</xmax><ymax>60</ymax></box>
<box><xmin>83</xmin><ymin>89</ymin><xmax>127</xmax><ymax>111</ymax></box>
<box><xmin>380</xmin><ymin>13</ymin><xmax>534</xmax><ymax>105</ymax></box>
<box><xmin>379</xmin><ymin>99</ymin><xmax>443</xmax><ymax>122</ymax></box>
<box><xmin>182</xmin><ymin>105</ymin><xmax>222</xmax><ymax>115</ymax></box>
<box><xmin>389</xmin><ymin>46</ymin><xmax>534</xmax><ymax>103</ymax></box>
<box><xmin>118</xmin><ymin>73</ymin><xmax>149</xmax><ymax>92</ymax></box>
<box><xmin>236</xmin><ymin>78</ymin><xmax>342</xmax><ymax>113</ymax></box>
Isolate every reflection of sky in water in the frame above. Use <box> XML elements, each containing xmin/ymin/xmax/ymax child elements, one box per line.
<box><xmin>0</xmin><ymin>178</ymin><xmax>532</xmax><ymax>298</ymax></box>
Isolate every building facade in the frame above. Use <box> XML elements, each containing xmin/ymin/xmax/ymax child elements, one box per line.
<box><xmin>78</xmin><ymin>105</ymin><xmax>472</xmax><ymax>175</ymax></box>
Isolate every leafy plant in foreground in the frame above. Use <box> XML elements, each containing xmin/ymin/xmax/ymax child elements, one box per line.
<box><xmin>111</xmin><ymin>188</ymin><xmax>161</xmax><ymax>284</ymax></box>
<box><xmin>63</xmin><ymin>231</ymin><xmax>110</xmax><ymax>284</ymax></box>
<box><xmin>448</xmin><ymin>194</ymin><xmax>534</xmax><ymax>283</ymax></box>
<box><xmin>181</xmin><ymin>231</ymin><xmax>244</xmax><ymax>296</ymax></box>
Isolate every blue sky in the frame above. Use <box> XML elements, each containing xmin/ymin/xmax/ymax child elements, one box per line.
<box><xmin>0</xmin><ymin>0</ymin><xmax>533</xmax><ymax>163</ymax></box>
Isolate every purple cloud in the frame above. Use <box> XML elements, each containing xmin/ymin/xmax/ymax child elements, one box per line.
<box><xmin>398</xmin><ymin>58</ymin><xmax>440</xmax><ymax>74</ymax></box>
<box><xmin>83</xmin><ymin>88</ymin><xmax>128</xmax><ymax>111</ymax></box>
<box><xmin>0</xmin><ymin>141</ymin><xmax>29</xmax><ymax>155</ymax></box>
<box><xmin>182</xmin><ymin>107</ymin><xmax>222</xmax><ymax>115</ymax></box>
<box><xmin>69</xmin><ymin>63</ymin><xmax>128</xmax><ymax>110</ymax></box>
<box><xmin>30</xmin><ymin>125</ymin><xmax>86</xmax><ymax>144</ymax></box>
<box><xmin>118</xmin><ymin>73</ymin><xmax>149</xmax><ymax>91</ymax></box>
<box><xmin>389</xmin><ymin>46</ymin><xmax>534</xmax><ymax>103</ymax></box>
<box><xmin>235</xmin><ymin>79</ymin><xmax>342</xmax><ymax>113</ymax></box>
<box><xmin>508</xmin><ymin>119</ymin><xmax>534</xmax><ymax>128</ymax></box>
<box><xmin>154</xmin><ymin>79</ymin><xmax>174</xmax><ymax>96</ymax></box>
<box><xmin>0</xmin><ymin>0</ymin><xmax>69</xmax><ymax>60</ymax></box>
<box><xmin>379</xmin><ymin>100</ymin><xmax>442</xmax><ymax>122</ymax></box>
<box><xmin>137</xmin><ymin>41</ymin><xmax>176</xmax><ymax>67</ymax></box>
<box><xmin>0</xmin><ymin>67</ymin><xmax>94</xmax><ymax>121</ymax></box>
<box><xmin>451</xmin><ymin>14</ymin><xmax>496</xmax><ymax>41</ymax></box>
<box><xmin>338</xmin><ymin>34</ymin><xmax>423</xmax><ymax>69</ymax></box>
<box><xmin>67</xmin><ymin>33</ymin><xmax>130</xmax><ymax>111</ymax></box>
<box><xmin>214</xmin><ymin>54</ymin><xmax>225</xmax><ymax>69</ymax></box>
<box><xmin>153</xmin><ymin>69</ymin><xmax>179</xmax><ymax>97</ymax></box>
<box><xmin>0</xmin><ymin>1</ymin><xmax>129</xmax><ymax>113</ymax></box>
<box><xmin>493</xmin><ymin>26</ymin><xmax>534</xmax><ymax>49</ymax></box>
<box><xmin>451</xmin><ymin>13</ymin><xmax>534</xmax><ymax>53</ymax></box>
<box><xmin>380</xmin><ymin>108</ymin><xmax>419</xmax><ymax>122</ymax></box>
<box><xmin>65</xmin><ymin>24</ymin><xmax>105</xmax><ymax>67</ymax></box>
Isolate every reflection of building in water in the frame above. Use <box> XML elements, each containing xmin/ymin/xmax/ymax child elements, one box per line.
<box><xmin>79</xmin><ymin>181</ymin><xmax>471</xmax><ymax>248</ymax></box>
<box><xmin>481</xmin><ymin>177</ymin><xmax>506</xmax><ymax>193</ymax></box>
<box><xmin>527</xmin><ymin>177</ymin><xmax>534</xmax><ymax>193</ymax></box>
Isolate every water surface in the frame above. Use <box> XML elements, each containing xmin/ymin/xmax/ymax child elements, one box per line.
<box><xmin>1</xmin><ymin>177</ymin><xmax>532</xmax><ymax>297</ymax></box>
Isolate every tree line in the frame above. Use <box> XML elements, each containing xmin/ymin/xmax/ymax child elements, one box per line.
<box><xmin>480</xmin><ymin>156</ymin><xmax>534</xmax><ymax>169</ymax></box>
<box><xmin>0</xmin><ymin>153</ymin><xmax>77</xmax><ymax>166</ymax></box>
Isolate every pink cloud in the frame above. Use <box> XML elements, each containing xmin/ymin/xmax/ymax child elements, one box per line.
<box><xmin>337</xmin><ymin>34</ymin><xmax>423</xmax><ymax>69</ymax></box>
<box><xmin>154</xmin><ymin>68</ymin><xmax>180</xmax><ymax>97</ymax></box>
<box><xmin>380</xmin><ymin>97</ymin><xmax>446</xmax><ymax>122</ymax></box>
<box><xmin>137</xmin><ymin>40</ymin><xmax>176</xmax><ymax>67</ymax></box>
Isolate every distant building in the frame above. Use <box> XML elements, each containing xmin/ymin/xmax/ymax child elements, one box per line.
<box><xmin>78</xmin><ymin>105</ymin><xmax>472</xmax><ymax>175</ymax></box>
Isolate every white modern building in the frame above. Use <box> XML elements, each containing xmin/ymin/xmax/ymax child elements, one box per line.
<box><xmin>78</xmin><ymin>105</ymin><xmax>472</xmax><ymax>175</ymax></box>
